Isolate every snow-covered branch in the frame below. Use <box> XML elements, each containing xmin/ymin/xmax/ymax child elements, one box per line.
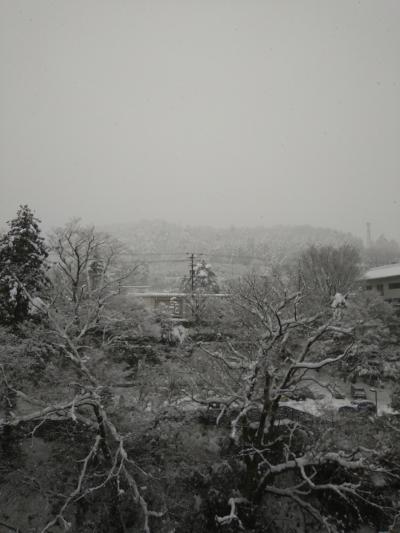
<box><xmin>0</xmin><ymin>394</ymin><xmax>96</xmax><ymax>429</ymax></box>
<box><xmin>40</xmin><ymin>435</ymin><xmax>101</xmax><ymax>533</ymax></box>
<box><xmin>292</xmin><ymin>343</ymin><xmax>355</xmax><ymax>370</ymax></box>
<box><xmin>215</xmin><ymin>497</ymin><xmax>249</xmax><ymax>529</ymax></box>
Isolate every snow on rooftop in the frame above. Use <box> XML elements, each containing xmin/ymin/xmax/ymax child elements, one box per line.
<box><xmin>363</xmin><ymin>263</ymin><xmax>400</xmax><ymax>281</ymax></box>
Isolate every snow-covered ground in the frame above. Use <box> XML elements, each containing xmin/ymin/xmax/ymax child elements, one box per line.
<box><xmin>281</xmin><ymin>396</ymin><xmax>396</xmax><ymax>417</ymax></box>
<box><xmin>282</xmin><ymin>369</ymin><xmax>397</xmax><ymax>417</ymax></box>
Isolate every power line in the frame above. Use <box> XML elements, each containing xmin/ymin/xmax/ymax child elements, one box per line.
<box><xmin>131</xmin><ymin>251</ymin><xmax>267</xmax><ymax>262</ymax></box>
<box><xmin>144</xmin><ymin>259</ymin><xmax>187</xmax><ymax>264</ymax></box>
<box><xmin>130</xmin><ymin>252</ymin><xmax>191</xmax><ymax>256</ymax></box>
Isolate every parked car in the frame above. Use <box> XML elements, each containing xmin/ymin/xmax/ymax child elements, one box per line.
<box><xmin>351</xmin><ymin>385</ymin><xmax>367</xmax><ymax>399</ymax></box>
<box><xmin>353</xmin><ymin>400</ymin><xmax>376</xmax><ymax>414</ymax></box>
<box><xmin>338</xmin><ymin>400</ymin><xmax>376</xmax><ymax>416</ymax></box>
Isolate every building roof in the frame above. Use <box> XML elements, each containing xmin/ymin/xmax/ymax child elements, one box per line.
<box><xmin>363</xmin><ymin>263</ymin><xmax>400</xmax><ymax>281</ymax></box>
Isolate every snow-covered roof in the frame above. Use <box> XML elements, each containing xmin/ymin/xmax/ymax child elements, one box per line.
<box><xmin>363</xmin><ymin>263</ymin><xmax>400</xmax><ymax>281</ymax></box>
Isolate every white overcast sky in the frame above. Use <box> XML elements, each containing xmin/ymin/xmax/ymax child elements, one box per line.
<box><xmin>1</xmin><ymin>0</ymin><xmax>399</xmax><ymax>240</ymax></box>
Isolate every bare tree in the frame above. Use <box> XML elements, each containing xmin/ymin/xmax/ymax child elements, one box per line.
<box><xmin>187</xmin><ymin>273</ymin><xmax>391</xmax><ymax>532</ymax></box>
<box><xmin>0</xmin><ymin>221</ymin><xmax>165</xmax><ymax>532</ymax></box>
<box><xmin>298</xmin><ymin>244</ymin><xmax>361</xmax><ymax>304</ymax></box>
<box><xmin>47</xmin><ymin>219</ymin><xmax>141</xmax><ymax>337</ymax></box>
<box><xmin>0</xmin><ymin>301</ymin><xmax>165</xmax><ymax>532</ymax></box>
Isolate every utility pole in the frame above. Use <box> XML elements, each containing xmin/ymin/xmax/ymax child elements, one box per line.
<box><xmin>186</xmin><ymin>252</ymin><xmax>202</xmax><ymax>293</ymax></box>
<box><xmin>189</xmin><ymin>253</ymin><xmax>194</xmax><ymax>293</ymax></box>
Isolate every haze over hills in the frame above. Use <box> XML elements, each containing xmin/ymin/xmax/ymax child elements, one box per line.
<box><xmin>104</xmin><ymin>220</ymin><xmax>363</xmax><ymax>258</ymax></box>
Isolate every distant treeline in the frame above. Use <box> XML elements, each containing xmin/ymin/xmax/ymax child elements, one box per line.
<box><xmin>104</xmin><ymin>220</ymin><xmax>366</xmax><ymax>266</ymax></box>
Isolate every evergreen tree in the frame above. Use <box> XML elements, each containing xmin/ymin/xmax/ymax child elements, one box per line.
<box><xmin>181</xmin><ymin>259</ymin><xmax>220</xmax><ymax>293</ymax></box>
<box><xmin>0</xmin><ymin>205</ymin><xmax>48</xmax><ymax>324</ymax></box>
